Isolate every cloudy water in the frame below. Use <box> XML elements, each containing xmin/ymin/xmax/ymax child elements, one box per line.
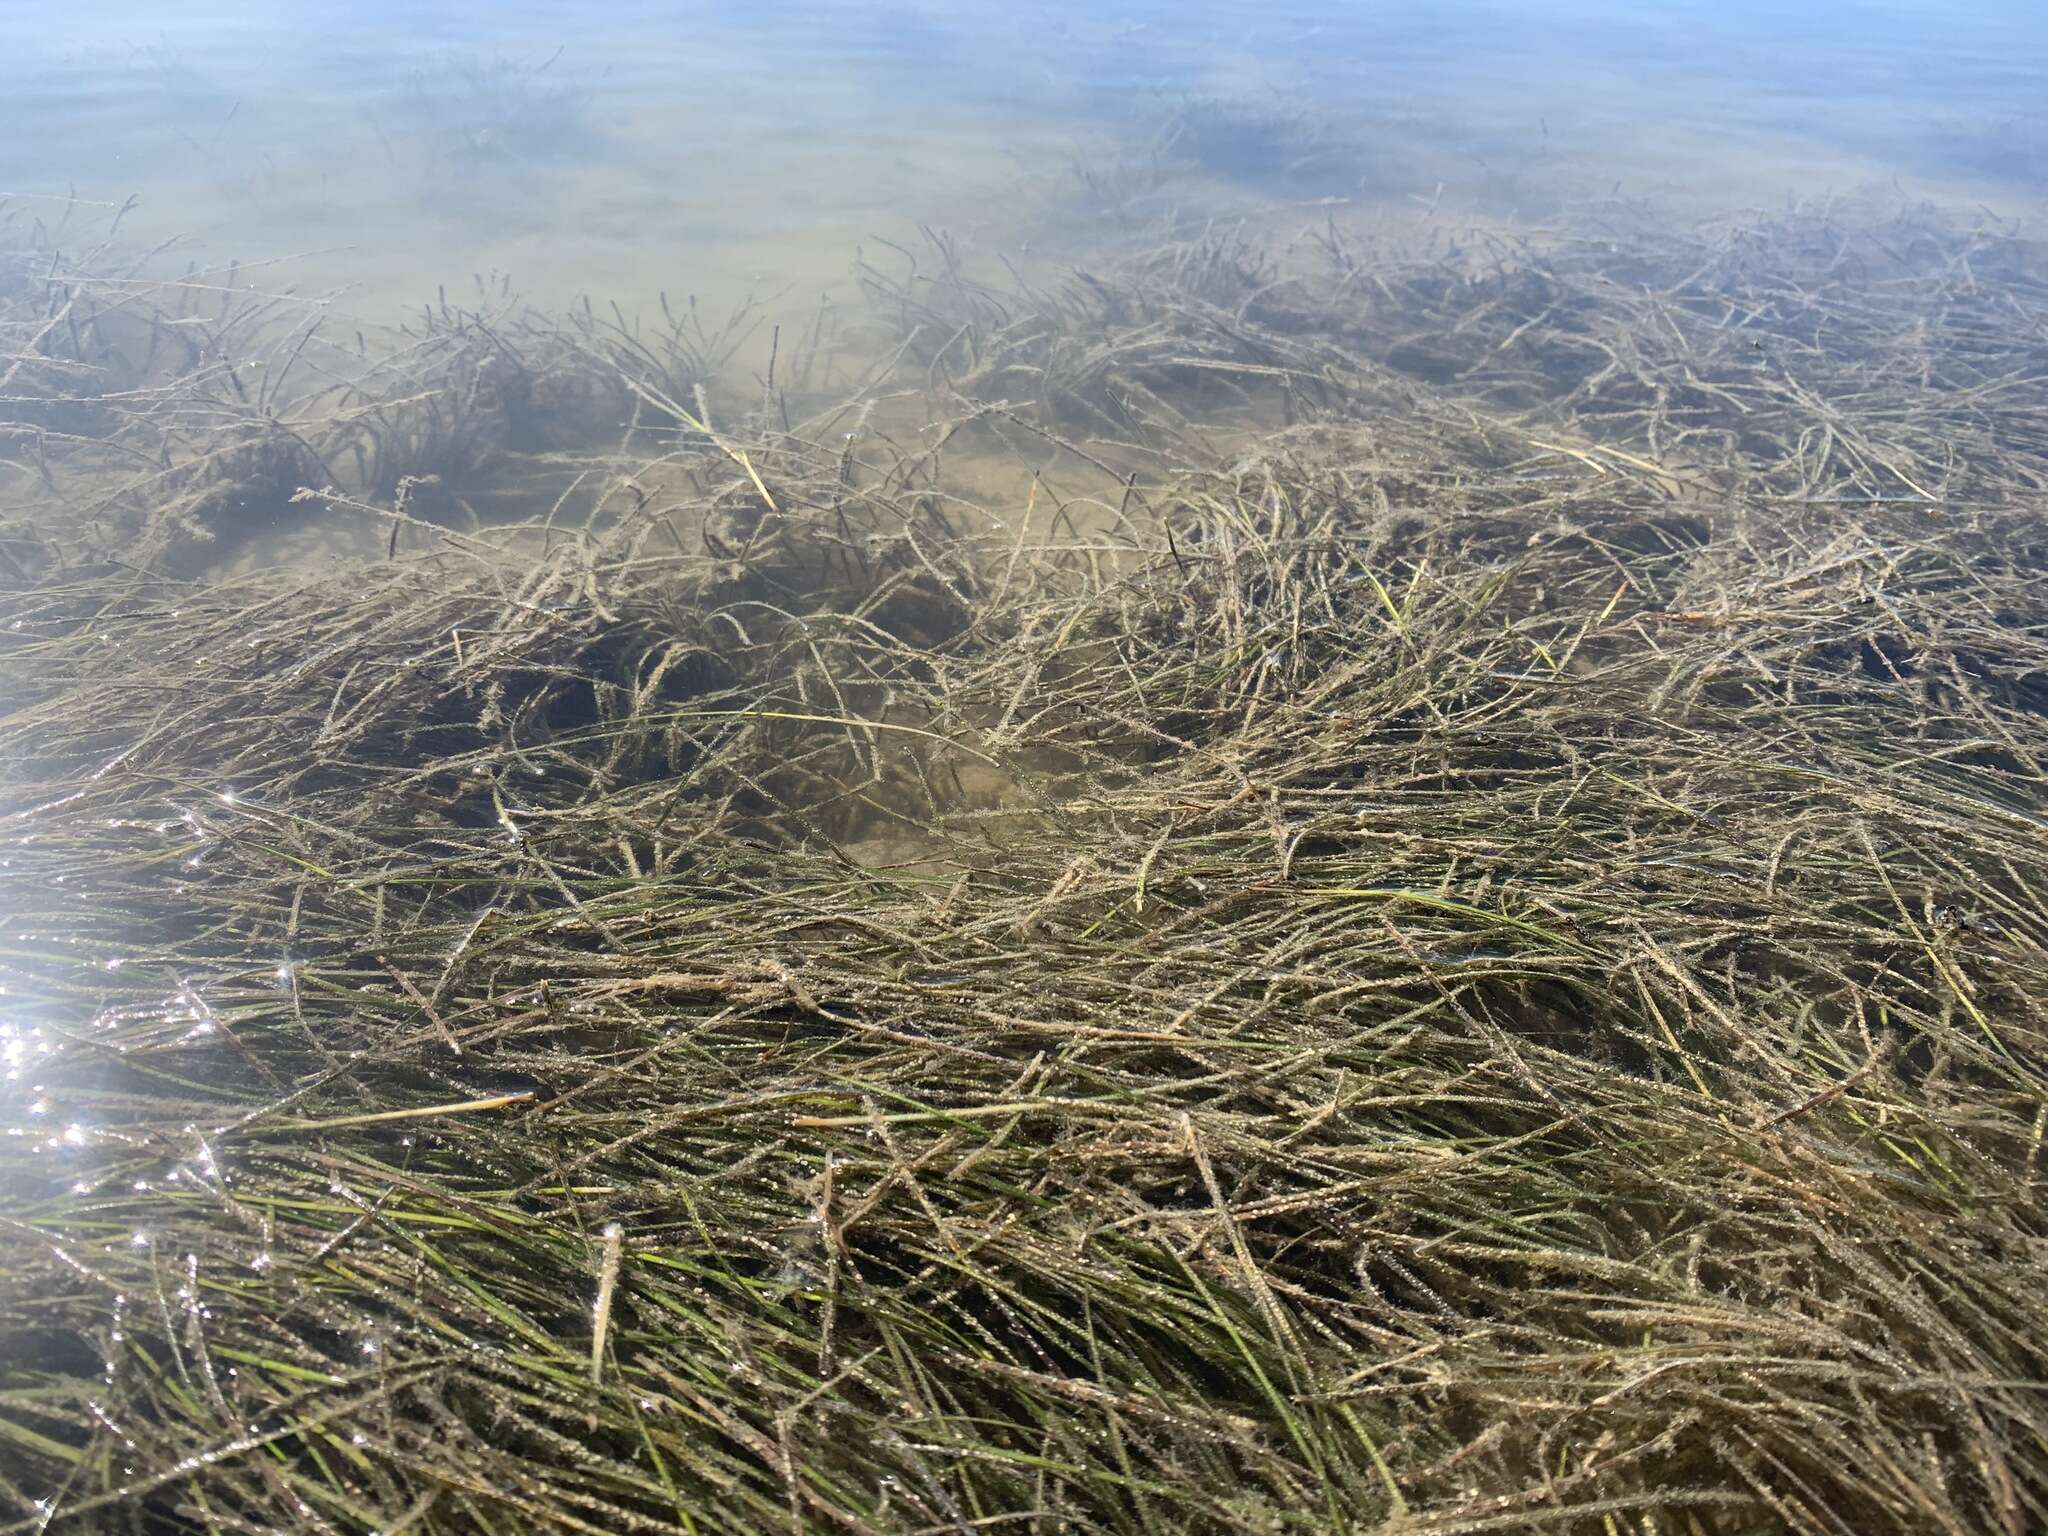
<box><xmin>5</xmin><ymin>0</ymin><xmax>2044</xmax><ymax>319</ymax></box>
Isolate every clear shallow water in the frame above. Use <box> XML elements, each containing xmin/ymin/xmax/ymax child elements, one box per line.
<box><xmin>5</xmin><ymin>1</ymin><xmax>2044</xmax><ymax>323</ymax></box>
<box><xmin>3</xmin><ymin>12</ymin><xmax>2048</xmax><ymax>1533</ymax></box>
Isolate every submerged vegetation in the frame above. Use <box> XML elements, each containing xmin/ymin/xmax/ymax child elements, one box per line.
<box><xmin>2</xmin><ymin>171</ymin><xmax>2047</xmax><ymax>1536</ymax></box>
<box><xmin>379</xmin><ymin>49</ymin><xmax>604</xmax><ymax>185</ymax></box>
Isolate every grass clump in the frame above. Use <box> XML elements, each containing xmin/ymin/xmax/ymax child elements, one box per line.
<box><xmin>0</xmin><ymin>198</ymin><xmax>783</xmax><ymax>577</ymax></box>
<box><xmin>1</xmin><ymin>189</ymin><xmax>2046</xmax><ymax>1535</ymax></box>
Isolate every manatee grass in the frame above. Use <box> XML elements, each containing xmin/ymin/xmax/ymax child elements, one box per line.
<box><xmin>2</xmin><ymin>179</ymin><xmax>2046</xmax><ymax>1535</ymax></box>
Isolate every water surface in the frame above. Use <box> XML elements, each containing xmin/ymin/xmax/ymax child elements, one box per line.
<box><xmin>7</xmin><ymin>1</ymin><xmax>2042</xmax><ymax>321</ymax></box>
